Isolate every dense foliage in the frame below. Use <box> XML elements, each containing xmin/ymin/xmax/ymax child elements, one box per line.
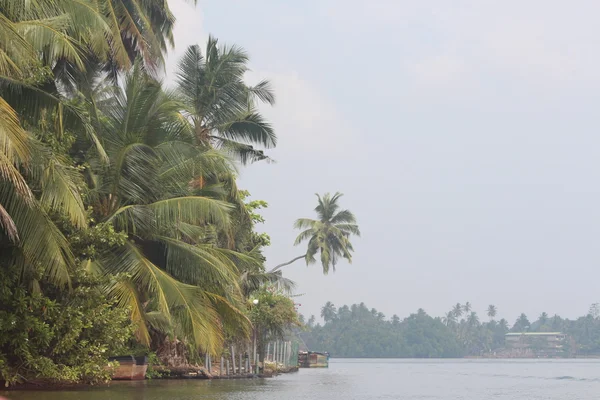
<box><xmin>301</xmin><ymin>302</ymin><xmax>600</xmax><ymax>358</ymax></box>
<box><xmin>301</xmin><ymin>303</ymin><xmax>462</xmax><ymax>358</ymax></box>
<box><xmin>0</xmin><ymin>267</ymin><xmax>133</xmax><ymax>385</ymax></box>
<box><xmin>0</xmin><ymin>0</ymin><xmax>325</xmax><ymax>386</ymax></box>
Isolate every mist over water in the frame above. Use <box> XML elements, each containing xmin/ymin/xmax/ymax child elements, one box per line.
<box><xmin>5</xmin><ymin>359</ymin><xmax>600</xmax><ymax>400</ymax></box>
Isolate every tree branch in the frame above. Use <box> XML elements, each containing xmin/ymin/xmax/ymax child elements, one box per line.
<box><xmin>269</xmin><ymin>254</ymin><xmax>306</xmax><ymax>273</ymax></box>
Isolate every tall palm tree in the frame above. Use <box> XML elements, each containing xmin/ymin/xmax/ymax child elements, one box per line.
<box><xmin>452</xmin><ymin>303</ymin><xmax>463</xmax><ymax>319</ymax></box>
<box><xmin>487</xmin><ymin>305</ymin><xmax>497</xmax><ymax>321</ymax></box>
<box><xmin>321</xmin><ymin>301</ymin><xmax>337</xmax><ymax>323</ymax></box>
<box><xmin>463</xmin><ymin>302</ymin><xmax>472</xmax><ymax>315</ymax></box>
<box><xmin>271</xmin><ymin>192</ymin><xmax>360</xmax><ymax>275</ymax></box>
<box><xmin>174</xmin><ymin>38</ymin><xmax>276</xmax><ymax>164</ymax></box>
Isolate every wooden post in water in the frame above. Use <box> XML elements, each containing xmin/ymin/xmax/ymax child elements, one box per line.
<box><xmin>253</xmin><ymin>336</ymin><xmax>258</xmax><ymax>374</ymax></box>
<box><xmin>231</xmin><ymin>346</ymin><xmax>236</xmax><ymax>375</ymax></box>
<box><xmin>220</xmin><ymin>356</ymin><xmax>224</xmax><ymax>376</ymax></box>
<box><xmin>273</xmin><ymin>342</ymin><xmax>278</xmax><ymax>373</ymax></box>
<box><xmin>279</xmin><ymin>341</ymin><xmax>283</xmax><ymax>365</ymax></box>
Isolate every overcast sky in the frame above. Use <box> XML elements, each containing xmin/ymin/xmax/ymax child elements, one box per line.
<box><xmin>166</xmin><ymin>0</ymin><xmax>600</xmax><ymax>323</ymax></box>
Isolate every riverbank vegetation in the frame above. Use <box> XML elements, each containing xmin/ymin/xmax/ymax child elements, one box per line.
<box><xmin>0</xmin><ymin>0</ymin><xmax>359</xmax><ymax>387</ymax></box>
<box><xmin>300</xmin><ymin>302</ymin><xmax>600</xmax><ymax>358</ymax></box>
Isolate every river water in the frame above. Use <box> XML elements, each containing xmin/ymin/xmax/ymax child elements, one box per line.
<box><xmin>4</xmin><ymin>359</ymin><xmax>600</xmax><ymax>400</ymax></box>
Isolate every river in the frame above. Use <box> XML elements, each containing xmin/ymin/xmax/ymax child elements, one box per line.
<box><xmin>4</xmin><ymin>359</ymin><xmax>600</xmax><ymax>399</ymax></box>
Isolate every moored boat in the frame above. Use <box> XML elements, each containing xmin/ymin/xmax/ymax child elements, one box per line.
<box><xmin>108</xmin><ymin>355</ymin><xmax>148</xmax><ymax>380</ymax></box>
<box><xmin>298</xmin><ymin>351</ymin><xmax>329</xmax><ymax>368</ymax></box>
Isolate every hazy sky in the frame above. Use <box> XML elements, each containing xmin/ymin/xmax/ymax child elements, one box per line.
<box><xmin>166</xmin><ymin>0</ymin><xmax>600</xmax><ymax>323</ymax></box>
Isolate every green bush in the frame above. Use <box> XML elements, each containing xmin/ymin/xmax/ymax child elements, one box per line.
<box><xmin>0</xmin><ymin>267</ymin><xmax>134</xmax><ymax>386</ymax></box>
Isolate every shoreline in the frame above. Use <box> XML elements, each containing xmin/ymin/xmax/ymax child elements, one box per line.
<box><xmin>1</xmin><ymin>367</ymin><xmax>300</xmax><ymax>391</ymax></box>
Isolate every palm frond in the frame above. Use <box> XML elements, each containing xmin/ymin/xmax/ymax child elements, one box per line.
<box><xmin>149</xmin><ymin>196</ymin><xmax>232</xmax><ymax>229</ymax></box>
<box><xmin>38</xmin><ymin>155</ymin><xmax>86</xmax><ymax>228</ymax></box>
<box><xmin>216</xmin><ymin>111</ymin><xmax>276</xmax><ymax>148</ymax></box>
<box><xmin>1</xmin><ymin>184</ymin><xmax>73</xmax><ymax>286</ymax></box>
<box><xmin>158</xmin><ymin>236</ymin><xmax>240</xmax><ymax>287</ymax></box>
<box><xmin>330</xmin><ymin>209</ymin><xmax>357</xmax><ymax>225</ymax></box>
<box><xmin>247</xmin><ymin>79</ymin><xmax>275</xmax><ymax>106</ymax></box>
<box><xmin>105</xmin><ymin>204</ymin><xmax>154</xmax><ymax>235</ymax></box>
<box><xmin>105</xmin><ymin>277</ymin><xmax>151</xmax><ymax>345</ymax></box>
<box><xmin>211</xmin><ymin>137</ymin><xmax>273</xmax><ymax>164</ymax></box>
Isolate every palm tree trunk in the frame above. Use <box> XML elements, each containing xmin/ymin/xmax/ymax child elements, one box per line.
<box><xmin>269</xmin><ymin>254</ymin><xmax>306</xmax><ymax>273</ymax></box>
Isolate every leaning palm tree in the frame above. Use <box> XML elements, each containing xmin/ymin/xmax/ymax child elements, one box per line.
<box><xmin>270</xmin><ymin>192</ymin><xmax>360</xmax><ymax>275</ymax></box>
<box><xmin>174</xmin><ymin>37</ymin><xmax>276</xmax><ymax>164</ymax></box>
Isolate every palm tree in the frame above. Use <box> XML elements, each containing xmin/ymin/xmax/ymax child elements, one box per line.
<box><xmin>463</xmin><ymin>302</ymin><xmax>472</xmax><ymax>315</ymax></box>
<box><xmin>442</xmin><ymin>311</ymin><xmax>456</xmax><ymax>327</ymax></box>
<box><xmin>270</xmin><ymin>192</ymin><xmax>360</xmax><ymax>275</ymax></box>
<box><xmin>452</xmin><ymin>303</ymin><xmax>463</xmax><ymax>319</ymax></box>
<box><xmin>487</xmin><ymin>305</ymin><xmax>497</xmax><ymax>321</ymax></box>
<box><xmin>174</xmin><ymin>38</ymin><xmax>276</xmax><ymax>164</ymax></box>
<box><xmin>82</xmin><ymin>63</ymin><xmax>253</xmax><ymax>352</ymax></box>
<box><xmin>538</xmin><ymin>312</ymin><xmax>549</xmax><ymax>325</ymax></box>
<box><xmin>512</xmin><ymin>313</ymin><xmax>530</xmax><ymax>333</ymax></box>
<box><xmin>467</xmin><ymin>311</ymin><xmax>480</xmax><ymax>327</ymax></box>
<box><xmin>321</xmin><ymin>302</ymin><xmax>337</xmax><ymax>323</ymax></box>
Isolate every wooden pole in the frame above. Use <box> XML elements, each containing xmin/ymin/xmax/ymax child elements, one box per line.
<box><xmin>220</xmin><ymin>356</ymin><xmax>224</xmax><ymax>377</ymax></box>
<box><xmin>266</xmin><ymin>342</ymin><xmax>271</xmax><ymax>362</ymax></box>
<box><xmin>239</xmin><ymin>353</ymin><xmax>243</xmax><ymax>374</ymax></box>
<box><xmin>253</xmin><ymin>335</ymin><xmax>258</xmax><ymax>374</ymax></box>
<box><xmin>231</xmin><ymin>346</ymin><xmax>236</xmax><ymax>375</ymax></box>
<box><xmin>226</xmin><ymin>359</ymin><xmax>230</xmax><ymax>376</ymax></box>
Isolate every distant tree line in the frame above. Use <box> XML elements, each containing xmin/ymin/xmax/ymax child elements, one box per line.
<box><xmin>299</xmin><ymin>302</ymin><xmax>600</xmax><ymax>358</ymax></box>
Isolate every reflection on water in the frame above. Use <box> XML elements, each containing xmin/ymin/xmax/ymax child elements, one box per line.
<box><xmin>4</xmin><ymin>359</ymin><xmax>600</xmax><ymax>400</ymax></box>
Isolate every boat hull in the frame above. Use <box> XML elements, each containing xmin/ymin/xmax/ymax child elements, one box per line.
<box><xmin>109</xmin><ymin>356</ymin><xmax>148</xmax><ymax>380</ymax></box>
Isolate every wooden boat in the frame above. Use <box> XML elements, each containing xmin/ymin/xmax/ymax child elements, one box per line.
<box><xmin>298</xmin><ymin>351</ymin><xmax>329</xmax><ymax>368</ymax></box>
<box><xmin>108</xmin><ymin>356</ymin><xmax>148</xmax><ymax>380</ymax></box>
